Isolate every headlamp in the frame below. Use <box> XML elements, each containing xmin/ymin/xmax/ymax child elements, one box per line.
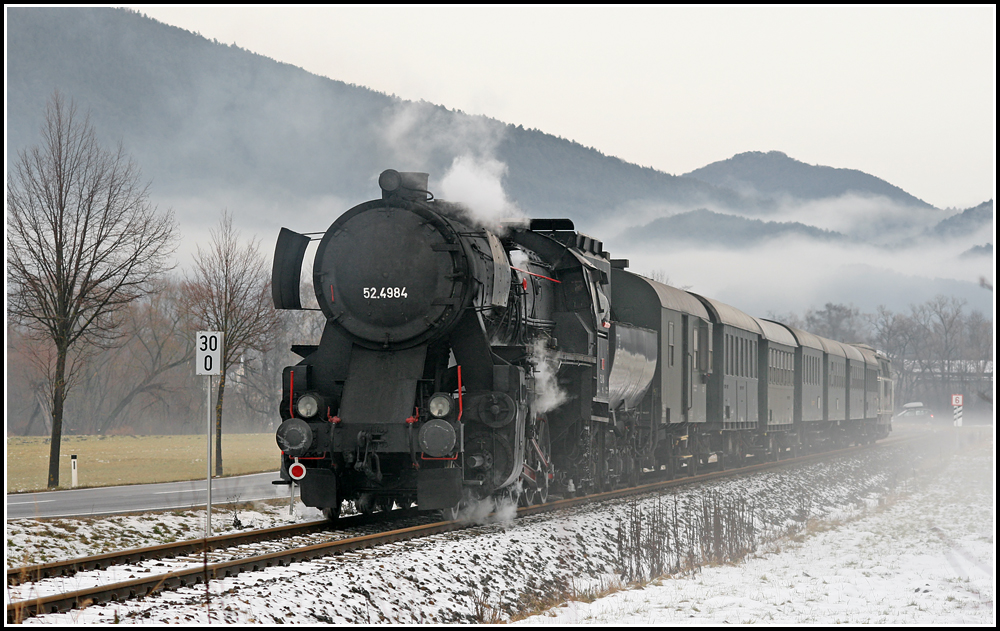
<box><xmin>296</xmin><ymin>393</ymin><xmax>321</xmax><ymax>418</ymax></box>
<box><xmin>428</xmin><ymin>393</ymin><xmax>453</xmax><ymax>418</ymax></box>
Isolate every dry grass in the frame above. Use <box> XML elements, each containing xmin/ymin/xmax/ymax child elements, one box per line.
<box><xmin>6</xmin><ymin>433</ymin><xmax>279</xmax><ymax>493</ymax></box>
<box><xmin>495</xmin><ymin>576</ymin><xmax>629</xmax><ymax>623</ymax></box>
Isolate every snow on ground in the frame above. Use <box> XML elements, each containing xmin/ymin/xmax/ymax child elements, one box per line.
<box><xmin>517</xmin><ymin>431</ymin><xmax>995</xmax><ymax>625</ymax></box>
<box><xmin>6</xmin><ymin>426</ymin><xmax>994</xmax><ymax>625</ymax></box>
<box><xmin>6</xmin><ymin>499</ymin><xmax>307</xmax><ymax>568</ymax></box>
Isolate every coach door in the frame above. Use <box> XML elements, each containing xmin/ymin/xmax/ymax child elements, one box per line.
<box><xmin>684</xmin><ymin>315</ymin><xmax>708</xmax><ymax>424</ymax></box>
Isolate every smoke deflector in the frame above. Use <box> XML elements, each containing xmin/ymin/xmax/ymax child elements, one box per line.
<box><xmin>272</xmin><ymin>227</ymin><xmax>310</xmax><ymax>310</ymax></box>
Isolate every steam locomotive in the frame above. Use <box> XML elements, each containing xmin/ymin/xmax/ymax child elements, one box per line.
<box><xmin>271</xmin><ymin>170</ymin><xmax>893</xmax><ymax>519</ymax></box>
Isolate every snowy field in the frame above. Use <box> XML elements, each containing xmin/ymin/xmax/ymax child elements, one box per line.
<box><xmin>6</xmin><ymin>426</ymin><xmax>994</xmax><ymax>625</ymax></box>
<box><xmin>518</xmin><ymin>431</ymin><xmax>995</xmax><ymax>624</ymax></box>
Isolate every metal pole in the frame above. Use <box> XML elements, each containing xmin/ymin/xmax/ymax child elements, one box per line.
<box><xmin>207</xmin><ymin>374</ymin><xmax>213</xmax><ymax>537</ymax></box>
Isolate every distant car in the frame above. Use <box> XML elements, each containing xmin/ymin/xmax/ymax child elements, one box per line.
<box><xmin>893</xmin><ymin>402</ymin><xmax>935</xmax><ymax>423</ymax></box>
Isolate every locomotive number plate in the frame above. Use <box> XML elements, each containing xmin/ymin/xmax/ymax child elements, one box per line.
<box><xmin>363</xmin><ymin>287</ymin><xmax>408</xmax><ymax>299</ymax></box>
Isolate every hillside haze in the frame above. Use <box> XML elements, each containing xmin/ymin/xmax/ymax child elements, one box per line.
<box><xmin>6</xmin><ymin>7</ymin><xmax>992</xmax><ymax>317</ymax></box>
<box><xmin>684</xmin><ymin>150</ymin><xmax>935</xmax><ymax>208</ymax></box>
<box><xmin>6</xmin><ymin>8</ymin><xmax>745</xmax><ymax>229</ymax></box>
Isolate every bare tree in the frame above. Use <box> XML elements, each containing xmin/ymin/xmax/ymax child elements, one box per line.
<box><xmin>804</xmin><ymin>302</ymin><xmax>868</xmax><ymax>344</ymax></box>
<box><xmin>965</xmin><ymin>309</ymin><xmax>993</xmax><ymax>406</ymax></box>
<box><xmin>868</xmin><ymin>305</ymin><xmax>922</xmax><ymax>403</ymax></box>
<box><xmin>7</xmin><ymin>92</ymin><xmax>177</xmax><ymax>487</ymax></box>
<box><xmin>910</xmin><ymin>296</ymin><xmax>966</xmax><ymax>403</ymax></box>
<box><xmin>183</xmin><ymin>210</ymin><xmax>279</xmax><ymax>476</ymax></box>
<box><xmin>87</xmin><ymin>280</ymin><xmax>197</xmax><ymax>435</ymax></box>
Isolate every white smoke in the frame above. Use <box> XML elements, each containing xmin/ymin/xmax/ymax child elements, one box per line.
<box><xmin>439</xmin><ymin>154</ymin><xmax>525</xmax><ymax>231</ymax></box>
<box><xmin>378</xmin><ymin>100</ymin><xmax>524</xmax><ymax>231</ymax></box>
<box><xmin>491</xmin><ymin>493</ymin><xmax>519</xmax><ymax>525</ymax></box>
<box><xmin>380</xmin><ymin>100</ymin><xmax>505</xmax><ymax>170</ymax></box>
<box><xmin>529</xmin><ymin>338</ymin><xmax>567</xmax><ymax>414</ymax></box>
<box><xmin>508</xmin><ymin>248</ymin><xmax>530</xmax><ymax>269</ymax></box>
<box><xmin>457</xmin><ymin>497</ymin><xmax>495</xmax><ymax>524</ymax></box>
<box><xmin>455</xmin><ymin>493</ymin><xmax>518</xmax><ymax>527</ymax></box>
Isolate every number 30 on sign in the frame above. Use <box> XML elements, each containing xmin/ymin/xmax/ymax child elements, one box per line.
<box><xmin>196</xmin><ymin>331</ymin><xmax>223</xmax><ymax>376</ymax></box>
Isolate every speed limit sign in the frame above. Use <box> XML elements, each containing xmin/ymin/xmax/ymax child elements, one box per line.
<box><xmin>196</xmin><ymin>331</ymin><xmax>223</xmax><ymax>375</ymax></box>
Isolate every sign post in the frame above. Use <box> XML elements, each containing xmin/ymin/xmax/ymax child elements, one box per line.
<box><xmin>197</xmin><ymin>331</ymin><xmax>223</xmax><ymax>537</ymax></box>
<box><xmin>952</xmin><ymin>394</ymin><xmax>964</xmax><ymax>427</ymax></box>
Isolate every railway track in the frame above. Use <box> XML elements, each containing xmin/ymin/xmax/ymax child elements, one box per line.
<box><xmin>7</xmin><ymin>509</ymin><xmax>424</xmax><ymax>587</ymax></box>
<box><xmin>7</xmin><ymin>434</ymin><xmax>929</xmax><ymax>623</ymax></box>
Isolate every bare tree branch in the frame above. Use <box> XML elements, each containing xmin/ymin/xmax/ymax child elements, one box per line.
<box><xmin>182</xmin><ymin>209</ymin><xmax>279</xmax><ymax>475</ymax></box>
<box><xmin>6</xmin><ymin>92</ymin><xmax>177</xmax><ymax>486</ymax></box>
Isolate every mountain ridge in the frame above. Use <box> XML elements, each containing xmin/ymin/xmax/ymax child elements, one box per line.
<box><xmin>7</xmin><ymin>7</ymin><xmax>953</xmax><ymax>230</ymax></box>
<box><xmin>684</xmin><ymin>150</ymin><xmax>935</xmax><ymax>209</ymax></box>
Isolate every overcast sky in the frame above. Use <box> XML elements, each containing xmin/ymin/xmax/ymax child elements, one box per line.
<box><xmin>131</xmin><ymin>5</ymin><xmax>995</xmax><ymax>210</ymax></box>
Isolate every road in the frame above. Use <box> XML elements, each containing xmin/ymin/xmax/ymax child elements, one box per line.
<box><xmin>5</xmin><ymin>471</ymin><xmax>289</xmax><ymax>520</ymax></box>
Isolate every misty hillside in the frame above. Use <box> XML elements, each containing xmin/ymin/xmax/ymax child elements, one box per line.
<box><xmin>959</xmin><ymin>243</ymin><xmax>992</xmax><ymax>259</ymax></box>
<box><xmin>620</xmin><ymin>209</ymin><xmax>849</xmax><ymax>248</ymax></box>
<box><xmin>926</xmin><ymin>199</ymin><xmax>994</xmax><ymax>239</ymax></box>
<box><xmin>684</xmin><ymin>151</ymin><xmax>935</xmax><ymax>208</ymax></box>
<box><xmin>6</xmin><ymin>7</ymin><xmax>751</xmax><ymax>229</ymax></box>
<box><xmin>7</xmin><ymin>7</ymin><xmax>950</xmax><ymax>234</ymax></box>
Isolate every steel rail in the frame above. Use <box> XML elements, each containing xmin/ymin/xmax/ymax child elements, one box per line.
<box><xmin>7</xmin><ymin>508</ymin><xmax>419</xmax><ymax>587</ymax></box>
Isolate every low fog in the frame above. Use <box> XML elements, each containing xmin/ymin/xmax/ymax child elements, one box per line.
<box><xmin>605</xmin><ymin>224</ymin><xmax>991</xmax><ymax>318</ymax></box>
<box><xmin>155</xmin><ymin>173</ymin><xmax>991</xmax><ymax>322</ymax></box>
<box><xmin>137</xmin><ymin>92</ymin><xmax>993</xmax><ymax>332</ymax></box>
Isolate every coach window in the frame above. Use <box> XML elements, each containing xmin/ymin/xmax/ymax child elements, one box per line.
<box><xmin>740</xmin><ymin>339</ymin><xmax>745</xmax><ymax>377</ymax></box>
<box><xmin>733</xmin><ymin>335</ymin><xmax>743</xmax><ymax>377</ymax></box>
<box><xmin>693</xmin><ymin>326</ymin><xmax>700</xmax><ymax>371</ymax></box>
<box><xmin>703</xmin><ymin>324</ymin><xmax>712</xmax><ymax>372</ymax></box>
<box><xmin>668</xmin><ymin>322</ymin><xmax>675</xmax><ymax>367</ymax></box>
<box><xmin>724</xmin><ymin>333</ymin><xmax>733</xmax><ymax>375</ymax></box>
<box><xmin>745</xmin><ymin>338</ymin><xmax>749</xmax><ymax>377</ymax></box>
<box><xmin>736</xmin><ymin>335</ymin><xmax>740</xmax><ymax>376</ymax></box>
<box><xmin>741</xmin><ymin>337</ymin><xmax>746</xmax><ymax>377</ymax></box>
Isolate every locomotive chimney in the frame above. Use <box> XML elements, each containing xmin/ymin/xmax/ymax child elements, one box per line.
<box><xmin>379</xmin><ymin>169</ymin><xmax>431</xmax><ymax>202</ymax></box>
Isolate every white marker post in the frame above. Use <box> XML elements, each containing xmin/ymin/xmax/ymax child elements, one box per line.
<box><xmin>952</xmin><ymin>394</ymin><xmax>964</xmax><ymax>427</ymax></box>
<box><xmin>197</xmin><ymin>331</ymin><xmax>223</xmax><ymax>537</ymax></box>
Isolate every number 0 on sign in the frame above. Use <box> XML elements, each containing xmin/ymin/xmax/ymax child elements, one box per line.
<box><xmin>196</xmin><ymin>331</ymin><xmax>223</xmax><ymax>375</ymax></box>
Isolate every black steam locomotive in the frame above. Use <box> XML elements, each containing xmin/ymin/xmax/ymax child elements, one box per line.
<box><xmin>271</xmin><ymin>170</ymin><xmax>893</xmax><ymax>519</ymax></box>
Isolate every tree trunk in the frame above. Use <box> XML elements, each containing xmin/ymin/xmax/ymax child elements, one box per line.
<box><xmin>47</xmin><ymin>345</ymin><xmax>68</xmax><ymax>488</ymax></box>
<box><xmin>215</xmin><ymin>372</ymin><xmax>226</xmax><ymax>477</ymax></box>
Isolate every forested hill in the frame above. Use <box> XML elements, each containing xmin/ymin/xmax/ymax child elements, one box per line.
<box><xmin>926</xmin><ymin>199</ymin><xmax>994</xmax><ymax>239</ymax></box>
<box><xmin>6</xmin><ymin>7</ymin><xmax>747</xmax><ymax>227</ymax></box>
<box><xmin>7</xmin><ymin>7</ymin><xmax>943</xmax><ymax>233</ymax></box>
<box><xmin>684</xmin><ymin>151</ymin><xmax>935</xmax><ymax>208</ymax></box>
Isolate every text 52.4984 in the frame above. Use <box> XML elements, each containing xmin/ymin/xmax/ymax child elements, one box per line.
<box><xmin>364</xmin><ymin>287</ymin><xmax>408</xmax><ymax>299</ymax></box>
